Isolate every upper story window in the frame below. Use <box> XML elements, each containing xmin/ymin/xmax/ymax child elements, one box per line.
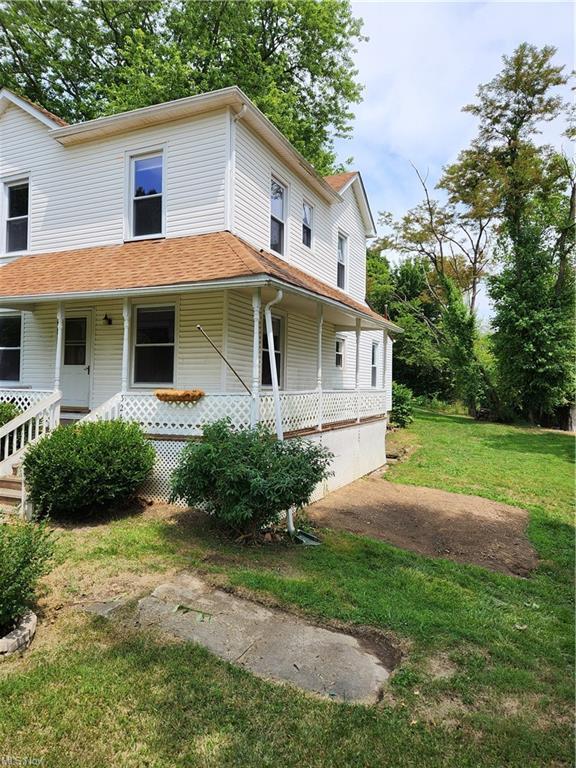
<box><xmin>302</xmin><ymin>201</ymin><xmax>313</xmax><ymax>248</ymax></box>
<box><xmin>5</xmin><ymin>181</ymin><xmax>29</xmax><ymax>253</ymax></box>
<box><xmin>270</xmin><ymin>177</ymin><xmax>286</xmax><ymax>255</ymax></box>
<box><xmin>371</xmin><ymin>341</ymin><xmax>379</xmax><ymax>387</ymax></box>
<box><xmin>131</xmin><ymin>153</ymin><xmax>163</xmax><ymax>238</ymax></box>
<box><xmin>133</xmin><ymin>305</ymin><xmax>175</xmax><ymax>385</ymax></box>
<box><xmin>0</xmin><ymin>314</ymin><xmax>21</xmax><ymax>381</ymax></box>
<box><xmin>337</xmin><ymin>233</ymin><xmax>347</xmax><ymax>289</ymax></box>
<box><xmin>335</xmin><ymin>337</ymin><xmax>345</xmax><ymax>369</ymax></box>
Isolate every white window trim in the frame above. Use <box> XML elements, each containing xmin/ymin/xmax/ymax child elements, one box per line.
<box><xmin>0</xmin><ymin>311</ymin><xmax>23</xmax><ymax>385</ymax></box>
<box><xmin>260</xmin><ymin>310</ymin><xmax>286</xmax><ymax>390</ymax></box>
<box><xmin>337</xmin><ymin>231</ymin><xmax>348</xmax><ymax>291</ymax></box>
<box><xmin>269</xmin><ymin>173</ymin><xmax>288</xmax><ymax>258</ymax></box>
<box><xmin>335</xmin><ymin>335</ymin><xmax>346</xmax><ymax>370</ymax></box>
<box><xmin>302</xmin><ymin>199</ymin><xmax>314</xmax><ymax>249</ymax></box>
<box><xmin>131</xmin><ymin>302</ymin><xmax>177</xmax><ymax>388</ymax></box>
<box><xmin>2</xmin><ymin>177</ymin><xmax>30</xmax><ymax>257</ymax></box>
<box><xmin>371</xmin><ymin>340</ymin><xmax>379</xmax><ymax>388</ymax></box>
<box><xmin>124</xmin><ymin>146</ymin><xmax>166</xmax><ymax>242</ymax></box>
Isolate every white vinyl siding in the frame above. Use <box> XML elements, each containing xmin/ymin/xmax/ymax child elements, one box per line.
<box><xmin>0</xmin><ymin>106</ymin><xmax>228</xmax><ymax>258</ymax></box>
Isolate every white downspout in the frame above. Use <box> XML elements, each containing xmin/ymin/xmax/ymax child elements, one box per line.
<box><xmin>264</xmin><ymin>289</ymin><xmax>297</xmax><ymax>537</ymax></box>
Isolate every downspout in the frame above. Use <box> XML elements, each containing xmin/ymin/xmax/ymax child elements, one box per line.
<box><xmin>264</xmin><ymin>289</ymin><xmax>297</xmax><ymax>537</ymax></box>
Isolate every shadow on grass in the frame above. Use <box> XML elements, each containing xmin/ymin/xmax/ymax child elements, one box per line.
<box><xmin>479</xmin><ymin>430</ymin><xmax>575</xmax><ymax>464</ymax></box>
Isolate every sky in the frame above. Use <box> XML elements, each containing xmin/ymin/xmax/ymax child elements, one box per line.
<box><xmin>334</xmin><ymin>0</ymin><xmax>574</xmax><ymax>320</ymax></box>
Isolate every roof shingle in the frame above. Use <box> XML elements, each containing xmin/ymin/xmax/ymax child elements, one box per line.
<box><xmin>323</xmin><ymin>171</ymin><xmax>358</xmax><ymax>192</ymax></box>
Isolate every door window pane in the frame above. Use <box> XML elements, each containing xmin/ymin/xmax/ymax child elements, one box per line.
<box><xmin>134</xmin><ymin>307</ymin><xmax>175</xmax><ymax>384</ymax></box>
<box><xmin>64</xmin><ymin>318</ymin><xmax>86</xmax><ymax>366</ymax></box>
<box><xmin>0</xmin><ymin>315</ymin><xmax>21</xmax><ymax>381</ymax></box>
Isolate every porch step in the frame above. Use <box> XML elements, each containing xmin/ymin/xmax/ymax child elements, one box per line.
<box><xmin>60</xmin><ymin>407</ymin><xmax>90</xmax><ymax>425</ymax></box>
<box><xmin>0</xmin><ymin>477</ymin><xmax>22</xmax><ymax>507</ymax></box>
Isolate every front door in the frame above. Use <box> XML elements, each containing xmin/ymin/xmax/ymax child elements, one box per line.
<box><xmin>61</xmin><ymin>312</ymin><xmax>92</xmax><ymax>408</ymax></box>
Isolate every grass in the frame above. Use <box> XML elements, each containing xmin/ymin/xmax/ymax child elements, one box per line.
<box><xmin>0</xmin><ymin>409</ymin><xmax>573</xmax><ymax>767</ymax></box>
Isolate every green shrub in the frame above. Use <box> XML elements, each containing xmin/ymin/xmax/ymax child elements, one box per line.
<box><xmin>0</xmin><ymin>401</ymin><xmax>21</xmax><ymax>427</ymax></box>
<box><xmin>0</xmin><ymin>519</ymin><xmax>54</xmax><ymax>633</ymax></box>
<box><xmin>23</xmin><ymin>420</ymin><xmax>155</xmax><ymax>518</ymax></box>
<box><xmin>170</xmin><ymin>419</ymin><xmax>333</xmax><ymax>536</ymax></box>
<box><xmin>390</xmin><ymin>382</ymin><xmax>414</xmax><ymax>428</ymax></box>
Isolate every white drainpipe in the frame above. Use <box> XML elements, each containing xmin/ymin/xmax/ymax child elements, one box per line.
<box><xmin>263</xmin><ymin>289</ymin><xmax>296</xmax><ymax>537</ymax></box>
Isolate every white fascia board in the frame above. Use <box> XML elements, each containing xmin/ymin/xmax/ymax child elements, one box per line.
<box><xmin>0</xmin><ymin>89</ymin><xmax>62</xmax><ymax>129</ymax></box>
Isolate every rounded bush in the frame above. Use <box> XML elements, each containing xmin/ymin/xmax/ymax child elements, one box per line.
<box><xmin>23</xmin><ymin>420</ymin><xmax>155</xmax><ymax>518</ymax></box>
<box><xmin>390</xmin><ymin>382</ymin><xmax>415</xmax><ymax>428</ymax></box>
<box><xmin>0</xmin><ymin>519</ymin><xmax>54</xmax><ymax>634</ymax></box>
<box><xmin>170</xmin><ymin>419</ymin><xmax>333</xmax><ymax>536</ymax></box>
<box><xmin>0</xmin><ymin>401</ymin><xmax>21</xmax><ymax>427</ymax></box>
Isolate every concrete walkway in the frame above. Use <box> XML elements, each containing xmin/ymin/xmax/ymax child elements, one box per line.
<box><xmin>116</xmin><ymin>574</ymin><xmax>392</xmax><ymax>703</ymax></box>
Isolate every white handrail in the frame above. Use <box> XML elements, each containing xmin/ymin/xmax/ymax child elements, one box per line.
<box><xmin>80</xmin><ymin>393</ymin><xmax>123</xmax><ymax>423</ymax></box>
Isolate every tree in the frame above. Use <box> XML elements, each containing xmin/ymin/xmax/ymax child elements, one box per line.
<box><xmin>0</xmin><ymin>0</ymin><xmax>363</xmax><ymax>172</ymax></box>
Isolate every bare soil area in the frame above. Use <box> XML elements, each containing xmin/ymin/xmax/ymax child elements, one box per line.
<box><xmin>307</xmin><ymin>477</ymin><xmax>538</xmax><ymax>577</ymax></box>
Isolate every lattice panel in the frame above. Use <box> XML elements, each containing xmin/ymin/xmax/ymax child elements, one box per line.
<box><xmin>358</xmin><ymin>390</ymin><xmax>387</xmax><ymax>419</ymax></box>
<box><xmin>121</xmin><ymin>393</ymin><xmax>252</xmax><ymax>436</ymax></box>
<box><xmin>140</xmin><ymin>439</ymin><xmax>188</xmax><ymax>502</ymax></box>
<box><xmin>0</xmin><ymin>389</ymin><xmax>51</xmax><ymax>413</ymax></box>
<box><xmin>322</xmin><ymin>390</ymin><xmax>358</xmax><ymax>425</ymax></box>
<box><xmin>260</xmin><ymin>391</ymin><xmax>320</xmax><ymax>433</ymax></box>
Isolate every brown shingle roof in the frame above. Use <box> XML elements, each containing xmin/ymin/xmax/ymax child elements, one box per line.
<box><xmin>0</xmin><ymin>232</ymin><xmax>392</xmax><ymax>326</ymax></box>
<box><xmin>323</xmin><ymin>171</ymin><xmax>358</xmax><ymax>192</ymax></box>
<box><xmin>15</xmin><ymin>92</ymin><xmax>69</xmax><ymax>127</ymax></box>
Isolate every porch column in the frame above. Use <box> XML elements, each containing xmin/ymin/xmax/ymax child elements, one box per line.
<box><xmin>250</xmin><ymin>288</ymin><xmax>261</xmax><ymax>426</ymax></box>
<box><xmin>316</xmin><ymin>304</ymin><xmax>323</xmax><ymax>431</ymax></box>
<box><xmin>121</xmin><ymin>298</ymin><xmax>131</xmax><ymax>393</ymax></box>
<box><xmin>355</xmin><ymin>317</ymin><xmax>361</xmax><ymax>423</ymax></box>
<box><xmin>54</xmin><ymin>302</ymin><xmax>64</xmax><ymax>391</ymax></box>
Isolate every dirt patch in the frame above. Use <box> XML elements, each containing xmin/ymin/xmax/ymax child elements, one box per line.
<box><xmin>307</xmin><ymin>477</ymin><xmax>538</xmax><ymax>577</ymax></box>
<box><xmin>423</xmin><ymin>653</ymin><xmax>459</xmax><ymax>680</ymax></box>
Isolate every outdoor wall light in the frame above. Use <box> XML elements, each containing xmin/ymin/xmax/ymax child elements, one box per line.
<box><xmin>103</xmin><ymin>314</ymin><xmax>112</xmax><ymax>325</ymax></box>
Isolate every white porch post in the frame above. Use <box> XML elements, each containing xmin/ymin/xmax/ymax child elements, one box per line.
<box><xmin>54</xmin><ymin>302</ymin><xmax>64</xmax><ymax>392</ymax></box>
<box><xmin>316</xmin><ymin>303</ymin><xmax>323</xmax><ymax>431</ymax></box>
<box><xmin>121</xmin><ymin>298</ymin><xmax>131</xmax><ymax>393</ymax></box>
<box><xmin>250</xmin><ymin>288</ymin><xmax>261</xmax><ymax>426</ymax></box>
<box><xmin>355</xmin><ymin>317</ymin><xmax>361</xmax><ymax>423</ymax></box>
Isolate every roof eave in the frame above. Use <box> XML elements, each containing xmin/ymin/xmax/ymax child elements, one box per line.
<box><xmin>0</xmin><ymin>88</ymin><xmax>64</xmax><ymax>129</ymax></box>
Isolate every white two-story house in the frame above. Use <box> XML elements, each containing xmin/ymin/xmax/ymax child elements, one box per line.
<box><xmin>0</xmin><ymin>86</ymin><xmax>400</xmax><ymax>504</ymax></box>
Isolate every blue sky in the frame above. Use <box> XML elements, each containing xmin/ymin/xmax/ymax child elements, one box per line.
<box><xmin>335</xmin><ymin>0</ymin><xmax>574</xmax><ymax>319</ymax></box>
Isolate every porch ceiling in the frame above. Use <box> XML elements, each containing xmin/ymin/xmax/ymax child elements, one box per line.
<box><xmin>0</xmin><ymin>231</ymin><xmax>401</xmax><ymax>333</ymax></box>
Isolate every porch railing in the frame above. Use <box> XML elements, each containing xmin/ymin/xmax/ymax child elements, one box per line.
<box><xmin>82</xmin><ymin>389</ymin><xmax>388</xmax><ymax>437</ymax></box>
<box><xmin>0</xmin><ymin>388</ymin><xmax>53</xmax><ymax>413</ymax></box>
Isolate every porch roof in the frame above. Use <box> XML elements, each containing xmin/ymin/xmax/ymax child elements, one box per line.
<box><xmin>0</xmin><ymin>232</ymin><xmax>402</xmax><ymax>332</ymax></box>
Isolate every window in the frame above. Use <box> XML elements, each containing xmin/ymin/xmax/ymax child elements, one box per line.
<box><xmin>335</xmin><ymin>337</ymin><xmax>345</xmax><ymax>369</ymax></box>
<box><xmin>131</xmin><ymin>153</ymin><xmax>163</xmax><ymax>238</ymax></box>
<box><xmin>302</xmin><ymin>201</ymin><xmax>313</xmax><ymax>247</ymax></box>
<box><xmin>0</xmin><ymin>314</ymin><xmax>21</xmax><ymax>381</ymax></box>
<box><xmin>134</xmin><ymin>306</ymin><xmax>175</xmax><ymax>384</ymax></box>
<box><xmin>5</xmin><ymin>181</ymin><xmax>29</xmax><ymax>252</ymax></box>
<box><xmin>337</xmin><ymin>233</ymin><xmax>347</xmax><ymax>289</ymax></box>
<box><xmin>64</xmin><ymin>318</ymin><xmax>87</xmax><ymax>365</ymax></box>
<box><xmin>261</xmin><ymin>315</ymin><xmax>283</xmax><ymax>388</ymax></box>
<box><xmin>371</xmin><ymin>341</ymin><xmax>379</xmax><ymax>388</ymax></box>
<box><xmin>270</xmin><ymin>178</ymin><xmax>286</xmax><ymax>255</ymax></box>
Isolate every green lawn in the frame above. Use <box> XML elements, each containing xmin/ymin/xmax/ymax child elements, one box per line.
<box><xmin>0</xmin><ymin>410</ymin><xmax>573</xmax><ymax>767</ymax></box>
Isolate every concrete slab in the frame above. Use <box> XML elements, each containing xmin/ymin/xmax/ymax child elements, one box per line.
<box><xmin>135</xmin><ymin>574</ymin><xmax>390</xmax><ymax>703</ymax></box>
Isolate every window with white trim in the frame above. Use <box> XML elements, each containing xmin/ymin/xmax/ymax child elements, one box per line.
<box><xmin>130</xmin><ymin>153</ymin><xmax>163</xmax><ymax>238</ymax></box>
<box><xmin>134</xmin><ymin>306</ymin><xmax>175</xmax><ymax>384</ymax></box>
<box><xmin>0</xmin><ymin>314</ymin><xmax>21</xmax><ymax>381</ymax></box>
<box><xmin>302</xmin><ymin>201</ymin><xmax>313</xmax><ymax>247</ymax></box>
<box><xmin>371</xmin><ymin>341</ymin><xmax>379</xmax><ymax>388</ymax></box>
<box><xmin>5</xmin><ymin>181</ymin><xmax>29</xmax><ymax>253</ymax></box>
<box><xmin>261</xmin><ymin>315</ymin><xmax>284</xmax><ymax>388</ymax></box>
<box><xmin>337</xmin><ymin>233</ymin><xmax>347</xmax><ymax>289</ymax></box>
<box><xmin>335</xmin><ymin>337</ymin><xmax>345</xmax><ymax>369</ymax></box>
<box><xmin>270</xmin><ymin>178</ymin><xmax>286</xmax><ymax>255</ymax></box>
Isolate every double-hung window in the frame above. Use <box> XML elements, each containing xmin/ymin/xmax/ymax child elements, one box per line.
<box><xmin>130</xmin><ymin>153</ymin><xmax>163</xmax><ymax>238</ymax></box>
<box><xmin>270</xmin><ymin>178</ymin><xmax>286</xmax><ymax>255</ymax></box>
<box><xmin>371</xmin><ymin>341</ymin><xmax>379</xmax><ymax>388</ymax></box>
<box><xmin>337</xmin><ymin>233</ymin><xmax>347</xmax><ymax>289</ymax></box>
<box><xmin>302</xmin><ymin>201</ymin><xmax>313</xmax><ymax>247</ymax></box>
<box><xmin>5</xmin><ymin>181</ymin><xmax>29</xmax><ymax>253</ymax></box>
<box><xmin>0</xmin><ymin>314</ymin><xmax>21</xmax><ymax>381</ymax></box>
<box><xmin>134</xmin><ymin>306</ymin><xmax>175</xmax><ymax>385</ymax></box>
<box><xmin>261</xmin><ymin>315</ymin><xmax>283</xmax><ymax>388</ymax></box>
<box><xmin>335</xmin><ymin>337</ymin><xmax>345</xmax><ymax>369</ymax></box>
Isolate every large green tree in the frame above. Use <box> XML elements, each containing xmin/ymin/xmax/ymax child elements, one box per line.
<box><xmin>0</xmin><ymin>0</ymin><xmax>363</xmax><ymax>172</ymax></box>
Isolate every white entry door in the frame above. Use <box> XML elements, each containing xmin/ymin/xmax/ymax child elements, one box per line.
<box><xmin>61</xmin><ymin>312</ymin><xmax>92</xmax><ymax>408</ymax></box>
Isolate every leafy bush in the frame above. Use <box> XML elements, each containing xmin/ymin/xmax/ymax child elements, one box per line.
<box><xmin>23</xmin><ymin>420</ymin><xmax>155</xmax><ymax>518</ymax></box>
<box><xmin>390</xmin><ymin>382</ymin><xmax>414</xmax><ymax>428</ymax></box>
<box><xmin>0</xmin><ymin>519</ymin><xmax>54</xmax><ymax>633</ymax></box>
<box><xmin>170</xmin><ymin>419</ymin><xmax>333</xmax><ymax>535</ymax></box>
<box><xmin>0</xmin><ymin>401</ymin><xmax>21</xmax><ymax>427</ymax></box>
